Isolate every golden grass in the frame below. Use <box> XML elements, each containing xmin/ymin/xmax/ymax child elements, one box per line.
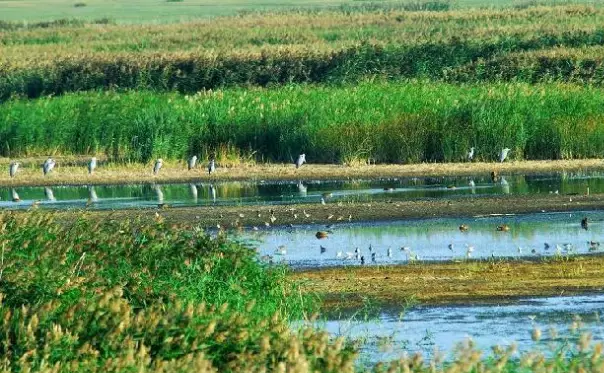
<box><xmin>293</xmin><ymin>256</ymin><xmax>604</xmax><ymax>309</ymax></box>
<box><xmin>0</xmin><ymin>158</ymin><xmax>603</xmax><ymax>187</ymax></box>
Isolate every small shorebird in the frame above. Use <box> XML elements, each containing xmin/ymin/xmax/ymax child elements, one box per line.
<box><xmin>581</xmin><ymin>217</ymin><xmax>589</xmax><ymax>230</ymax></box>
<box><xmin>496</xmin><ymin>224</ymin><xmax>510</xmax><ymax>232</ymax></box>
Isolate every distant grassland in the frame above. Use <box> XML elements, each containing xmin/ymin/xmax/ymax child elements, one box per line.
<box><xmin>2</xmin><ymin>82</ymin><xmax>604</xmax><ymax>163</ymax></box>
<box><xmin>2</xmin><ymin>5</ymin><xmax>604</xmax><ymax>99</ymax></box>
<box><xmin>0</xmin><ymin>0</ymin><xmax>597</xmax><ymax>23</ymax></box>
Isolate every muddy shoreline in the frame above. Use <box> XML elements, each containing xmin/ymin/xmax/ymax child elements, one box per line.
<box><xmin>30</xmin><ymin>192</ymin><xmax>604</xmax><ymax>228</ymax></box>
<box><xmin>293</xmin><ymin>255</ymin><xmax>604</xmax><ymax>309</ymax></box>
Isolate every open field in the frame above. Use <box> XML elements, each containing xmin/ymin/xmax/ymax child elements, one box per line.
<box><xmin>0</xmin><ymin>0</ymin><xmax>597</xmax><ymax>23</ymax></box>
<box><xmin>2</xmin><ymin>5</ymin><xmax>604</xmax><ymax>100</ymax></box>
<box><xmin>294</xmin><ymin>255</ymin><xmax>604</xmax><ymax>308</ymax></box>
<box><xmin>3</xmin><ymin>83</ymin><xmax>604</xmax><ymax>164</ymax></box>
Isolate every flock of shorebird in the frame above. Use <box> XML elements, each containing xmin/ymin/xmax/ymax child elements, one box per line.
<box><xmin>267</xmin><ymin>213</ymin><xmax>597</xmax><ymax>264</ymax></box>
<box><xmin>5</xmin><ymin>146</ymin><xmax>513</xmax><ymax>180</ymax></box>
<box><xmin>6</xmin><ymin>153</ymin><xmax>309</xmax><ymax>179</ymax></box>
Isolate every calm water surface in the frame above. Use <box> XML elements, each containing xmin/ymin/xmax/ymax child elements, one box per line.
<box><xmin>249</xmin><ymin>210</ymin><xmax>604</xmax><ymax>267</ymax></box>
<box><xmin>301</xmin><ymin>294</ymin><xmax>604</xmax><ymax>366</ymax></box>
<box><xmin>0</xmin><ymin>171</ymin><xmax>602</xmax><ymax>209</ymax></box>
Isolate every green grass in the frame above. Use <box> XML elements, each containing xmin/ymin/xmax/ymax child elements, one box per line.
<box><xmin>1</xmin><ymin>81</ymin><xmax>604</xmax><ymax>164</ymax></box>
<box><xmin>0</xmin><ymin>211</ymin><xmax>357</xmax><ymax>372</ymax></box>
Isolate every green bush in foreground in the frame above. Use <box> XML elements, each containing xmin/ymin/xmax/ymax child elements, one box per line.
<box><xmin>1</xmin><ymin>82</ymin><xmax>604</xmax><ymax>164</ymax></box>
<box><xmin>0</xmin><ymin>212</ymin><xmax>359</xmax><ymax>372</ymax></box>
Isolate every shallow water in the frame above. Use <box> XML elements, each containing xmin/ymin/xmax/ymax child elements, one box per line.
<box><xmin>298</xmin><ymin>293</ymin><xmax>604</xmax><ymax>365</ymax></box>
<box><xmin>250</xmin><ymin>210</ymin><xmax>604</xmax><ymax>267</ymax></box>
<box><xmin>0</xmin><ymin>170</ymin><xmax>602</xmax><ymax>209</ymax></box>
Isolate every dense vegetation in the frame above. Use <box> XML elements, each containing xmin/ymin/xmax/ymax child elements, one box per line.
<box><xmin>1</xmin><ymin>82</ymin><xmax>603</xmax><ymax>163</ymax></box>
<box><xmin>0</xmin><ymin>211</ymin><xmax>361</xmax><ymax>372</ymax></box>
<box><xmin>1</xmin><ymin>5</ymin><xmax>604</xmax><ymax>100</ymax></box>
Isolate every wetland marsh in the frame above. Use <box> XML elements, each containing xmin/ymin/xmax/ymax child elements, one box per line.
<box><xmin>4</xmin><ymin>1</ymin><xmax>604</xmax><ymax>371</ymax></box>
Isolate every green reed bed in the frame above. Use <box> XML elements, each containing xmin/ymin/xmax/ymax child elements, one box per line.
<box><xmin>0</xmin><ymin>211</ymin><xmax>362</xmax><ymax>372</ymax></box>
<box><xmin>1</xmin><ymin>5</ymin><xmax>604</xmax><ymax>98</ymax></box>
<box><xmin>1</xmin><ymin>81</ymin><xmax>604</xmax><ymax>164</ymax></box>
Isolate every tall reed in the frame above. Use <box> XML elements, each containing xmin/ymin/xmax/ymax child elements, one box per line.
<box><xmin>1</xmin><ymin>82</ymin><xmax>603</xmax><ymax>164</ymax></box>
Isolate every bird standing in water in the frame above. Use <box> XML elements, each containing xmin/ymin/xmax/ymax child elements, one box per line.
<box><xmin>581</xmin><ymin>217</ymin><xmax>589</xmax><ymax>230</ymax></box>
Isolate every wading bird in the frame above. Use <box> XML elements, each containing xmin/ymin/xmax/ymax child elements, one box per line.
<box><xmin>467</xmin><ymin>147</ymin><xmax>475</xmax><ymax>162</ymax></box>
<box><xmin>153</xmin><ymin>159</ymin><xmax>163</xmax><ymax>175</ymax></box>
<box><xmin>42</xmin><ymin>158</ymin><xmax>56</xmax><ymax>176</ymax></box>
<box><xmin>88</xmin><ymin>157</ymin><xmax>97</xmax><ymax>174</ymax></box>
<box><xmin>208</xmin><ymin>158</ymin><xmax>216</xmax><ymax>175</ymax></box>
<box><xmin>188</xmin><ymin>155</ymin><xmax>197</xmax><ymax>171</ymax></box>
<box><xmin>295</xmin><ymin>154</ymin><xmax>306</xmax><ymax>169</ymax></box>
<box><xmin>581</xmin><ymin>217</ymin><xmax>589</xmax><ymax>230</ymax></box>
<box><xmin>11</xmin><ymin>189</ymin><xmax>20</xmax><ymax>202</ymax></box>
<box><xmin>496</xmin><ymin>224</ymin><xmax>510</xmax><ymax>232</ymax></box>
<box><xmin>9</xmin><ymin>161</ymin><xmax>19</xmax><ymax>178</ymax></box>
<box><xmin>499</xmin><ymin>148</ymin><xmax>511</xmax><ymax>163</ymax></box>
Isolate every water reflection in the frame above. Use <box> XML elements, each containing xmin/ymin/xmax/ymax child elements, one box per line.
<box><xmin>0</xmin><ymin>170</ymin><xmax>601</xmax><ymax>210</ymax></box>
<box><xmin>302</xmin><ymin>294</ymin><xmax>604</xmax><ymax>365</ymax></box>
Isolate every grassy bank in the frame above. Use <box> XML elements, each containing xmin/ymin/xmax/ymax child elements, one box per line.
<box><xmin>294</xmin><ymin>255</ymin><xmax>604</xmax><ymax>309</ymax></box>
<box><xmin>3</xmin><ymin>82</ymin><xmax>604</xmax><ymax>163</ymax></box>
<box><xmin>0</xmin><ymin>158</ymin><xmax>603</xmax><ymax>187</ymax></box>
<box><xmin>1</xmin><ymin>5</ymin><xmax>604</xmax><ymax>99</ymax></box>
<box><xmin>0</xmin><ymin>211</ymin><xmax>362</xmax><ymax>372</ymax></box>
